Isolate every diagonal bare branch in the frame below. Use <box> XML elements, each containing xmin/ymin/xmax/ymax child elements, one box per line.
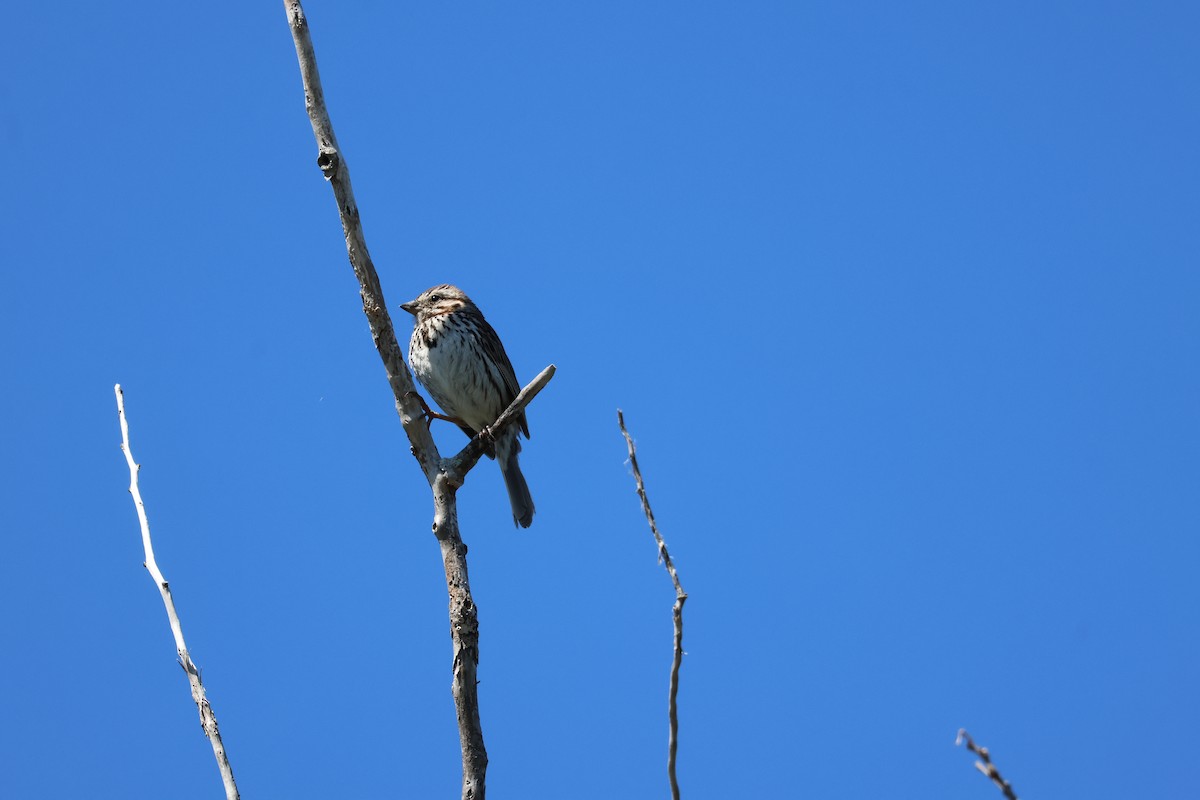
<box><xmin>282</xmin><ymin>5</ymin><xmax>552</xmax><ymax>798</ymax></box>
<box><xmin>115</xmin><ymin>385</ymin><xmax>240</xmax><ymax>800</ymax></box>
<box><xmin>618</xmin><ymin>410</ymin><xmax>687</xmax><ymax>800</ymax></box>
<box><xmin>281</xmin><ymin>0</ymin><xmax>440</xmax><ymax>482</ymax></box>
<box><xmin>281</xmin><ymin>1</ymin><xmax>492</xmax><ymax>793</ymax></box>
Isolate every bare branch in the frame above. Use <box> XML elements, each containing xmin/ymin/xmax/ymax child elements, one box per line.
<box><xmin>618</xmin><ymin>410</ymin><xmax>687</xmax><ymax>800</ymax></box>
<box><xmin>283</xmin><ymin>3</ymin><xmax>486</xmax><ymax>792</ymax></box>
<box><xmin>114</xmin><ymin>385</ymin><xmax>240</xmax><ymax>800</ymax></box>
<box><xmin>282</xmin><ymin>5</ymin><xmax>557</xmax><ymax>797</ymax></box>
<box><xmin>956</xmin><ymin>729</ymin><xmax>1019</xmax><ymax>800</ymax></box>
<box><xmin>281</xmin><ymin>0</ymin><xmax>439</xmax><ymax>482</ymax></box>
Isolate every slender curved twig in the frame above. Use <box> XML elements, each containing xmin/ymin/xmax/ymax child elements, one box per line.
<box><xmin>115</xmin><ymin>385</ymin><xmax>240</xmax><ymax>800</ymax></box>
<box><xmin>618</xmin><ymin>410</ymin><xmax>687</xmax><ymax>800</ymax></box>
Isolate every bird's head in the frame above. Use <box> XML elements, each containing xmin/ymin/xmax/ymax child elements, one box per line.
<box><xmin>400</xmin><ymin>284</ymin><xmax>473</xmax><ymax>322</ymax></box>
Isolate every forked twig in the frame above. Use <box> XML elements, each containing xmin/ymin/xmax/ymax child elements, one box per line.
<box><xmin>957</xmin><ymin>729</ymin><xmax>1019</xmax><ymax>800</ymax></box>
<box><xmin>114</xmin><ymin>385</ymin><xmax>239</xmax><ymax>800</ymax></box>
<box><xmin>618</xmin><ymin>410</ymin><xmax>687</xmax><ymax>800</ymax></box>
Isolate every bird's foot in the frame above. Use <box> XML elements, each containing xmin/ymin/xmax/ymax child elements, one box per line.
<box><xmin>405</xmin><ymin>391</ymin><xmax>468</xmax><ymax>430</ymax></box>
<box><xmin>477</xmin><ymin>425</ymin><xmax>495</xmax><ymax>447</ymax></box>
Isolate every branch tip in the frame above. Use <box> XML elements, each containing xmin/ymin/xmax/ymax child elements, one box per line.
<box><xmin>957</xmin><ymin>729</ymin><xmax>1018</xmax><ymax>800</ymax></box>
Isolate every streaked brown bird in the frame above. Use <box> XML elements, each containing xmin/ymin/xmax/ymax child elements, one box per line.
<box><xmin>400</xmin><ymin>284</ymin><xmax>535</xmax><ymax>527</ymax></box>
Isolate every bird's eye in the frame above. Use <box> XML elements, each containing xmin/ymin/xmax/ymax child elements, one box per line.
<box><xmin>429</xmin><ymin>294</ymin><xmax>443</xmax><ymax>303</ymax></box>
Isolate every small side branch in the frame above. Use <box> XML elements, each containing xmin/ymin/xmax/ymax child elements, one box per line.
<box><xmin>618</xmin><ymin>410</ymin><xmax>687</xmax><ymax>800</ymax></box>
<box><xmin>956</xmin><ymin>729</ymin><xmax>1019</xmax><ymax>800</ymax></box>
<box><xmin>114</xmin><ymin>385</ymin><xmax>239</xmax><ymax>800</ymax></box>
<box><xmin>445</xmin><ymin>365</ymin><xmax>557</xmax><ymax>482</ymax></box>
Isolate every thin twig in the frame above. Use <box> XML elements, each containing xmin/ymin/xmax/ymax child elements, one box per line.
<box><xmin>114</xmin><ymin>385</ymin><xmax>239</xmax><ymax>800</ymax></box>
<box><xmin>618</xmin><ymin>410</ymin><xmax>687</xmax><ymax>800</ymax></box>
<box><xmin>956</xmin><ymin>729</ymin><xmax>1019</xmax><ymax>800</ymax></box>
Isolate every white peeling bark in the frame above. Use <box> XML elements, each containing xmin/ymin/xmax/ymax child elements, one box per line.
<box><xmin>115</xmin><ymin>385</ymin><xmax>240</xmax><ymax>800</ymax></box>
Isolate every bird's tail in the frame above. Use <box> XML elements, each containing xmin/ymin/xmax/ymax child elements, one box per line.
<box><xmin>497</xmin><ymin>435</ymin><xmax>535</xmax><ymax>528</ymax></box>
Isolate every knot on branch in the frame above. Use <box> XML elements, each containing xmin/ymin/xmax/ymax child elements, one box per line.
<box><xmin>316</xmin><ymin>148</ymin><xmax>340</xmax><ymax>178</ymax></box>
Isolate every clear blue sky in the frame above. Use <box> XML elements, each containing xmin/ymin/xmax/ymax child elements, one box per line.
<box><xmin>2</xmin><ymin>2</ymin><xmax>1197</xmax><ymax>797</ymax></box>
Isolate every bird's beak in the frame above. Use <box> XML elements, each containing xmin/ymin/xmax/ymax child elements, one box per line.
<box><xmin>400</xmin><ymin>301</ymin><xmax>417</xmax><ymax>315</ymax></box>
